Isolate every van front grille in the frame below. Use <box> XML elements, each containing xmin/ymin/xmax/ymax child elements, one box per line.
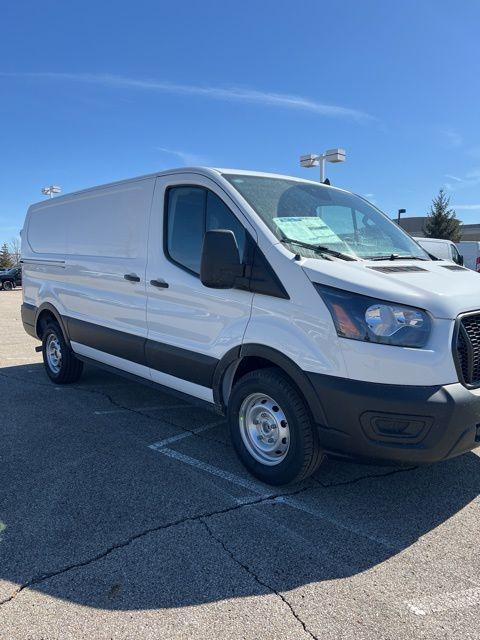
<box><xmin>455</xmin><ymin>313</ymin><xmax>480</xmax><ymax>387</ymax></box>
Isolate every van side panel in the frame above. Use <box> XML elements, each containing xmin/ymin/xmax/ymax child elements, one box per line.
<box><xmin>22</xmin><ymin>178</ymin><xmax>155</xmax><ymax>345</ymax></box>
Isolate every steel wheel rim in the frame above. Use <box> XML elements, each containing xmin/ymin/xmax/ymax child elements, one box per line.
<box><xmin>238</xmin><ymin>393</ymin><xmax>290</xmax><ymax>466</ymax></box>
<box><xmin>46</xmin><ymin>334</ymin><xmax>62</xmax><ymax>374</ymax></box>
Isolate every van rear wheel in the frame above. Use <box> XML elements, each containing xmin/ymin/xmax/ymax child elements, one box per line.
<box><xmin>42</xmin><ymin>321</ymin><xmax>83</xmax><ymax>384</ymax></box>
<box><xmin>228</xmin><ymin>368</ymin><xmax>324</xmax><ymax>485</ymax></box>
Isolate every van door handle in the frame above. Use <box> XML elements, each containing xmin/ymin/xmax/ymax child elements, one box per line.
<box><xmin>124</xmin><ymin>273</ymin><xmax>140</xmax><ymax>282</ymax></box>
<box><xmin>150</xmin><ymin>278</ymin><xmax>169</xmax><ymax>289</ymax></box>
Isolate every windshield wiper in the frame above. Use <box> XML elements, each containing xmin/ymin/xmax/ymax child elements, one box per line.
<box><xmin>280</xmin><ymin>237</ymin><xmax>357</xmax><ymax>261</ymax></box>
<box><xmin>369</xmin><ymin>254</ymin><xmax>429</xmax><ymax>261</ymax></box>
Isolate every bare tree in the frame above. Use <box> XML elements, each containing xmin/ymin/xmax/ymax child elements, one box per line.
<box><xmin>9</xmin><ymin>237</ymin><xmax>21</xmax><ymax>266</ymax></box>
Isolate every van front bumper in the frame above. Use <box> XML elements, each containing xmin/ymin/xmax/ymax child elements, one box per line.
<box><xmin>307</xmin><ymin>373</ymin><xmax>480</xmax><ymax>464</ymax></box>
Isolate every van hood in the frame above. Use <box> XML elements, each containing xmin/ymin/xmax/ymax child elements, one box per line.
<box><xmin>301</xmin><ymin>258</ymin><xmax>480</xmax><ymax>320</ymax></box>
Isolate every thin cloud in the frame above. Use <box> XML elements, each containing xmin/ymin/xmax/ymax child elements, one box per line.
<box><xmin>156</xmin><ymin>146</ymin><xmax>207</xmax><ymax>166</ymax></box>
<box><xmin>1</xmin><ymin>72</ymin><xmax>374</xmax><ymax>122</ymax></box>
<box><xmin>441</xmin><ymin>128</ymin><xmax>462</xmax><ymax>148</ymax></box>
<box><xmin>444</xmin><ymin>167</ymin><xmax>480</xmax><ymax>191</ymax></box>
<box><xmin>452</xmin><ymin>204</ymin><xmax>480</xmax><ymax>211</ymax></box>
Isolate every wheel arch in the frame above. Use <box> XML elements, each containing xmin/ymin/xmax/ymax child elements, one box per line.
<box><xmin>212</xmin><ymin>343</ymin><xmax>328</xmax><ymax>426</ymax></box>
<box><xmin>35</xmin><ymin>303</ymin><xmax>70</xmax><ymax>342</ymax></box>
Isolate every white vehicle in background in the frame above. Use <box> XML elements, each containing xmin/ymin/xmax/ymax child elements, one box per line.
<box><xmin>458</xmin><ymin>241</ymin><xmax>480</xmax><ymax>272</ymax></box>
<box><xmin>20</xmin><ymin>168</ymin><xmax>480</xmax><ymax>485</ymax></box>
<box><xmin>414</xmin><ymin>237</ymin><xmax>464</xmax><ymax>266</ymax></box>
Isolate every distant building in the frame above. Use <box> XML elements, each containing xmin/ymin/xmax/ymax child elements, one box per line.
<box><xmin>396</xmin><ymin>216</ymin><xmax>428</xmax><ymax>236</ymax></box>
<box><xmin>396</xmin><ymin>216</ymin><xmax>480</xmax><ymax>241</ymax></box>
<box><xmin>461</xmin><ymin>224</ymin><xmax>480</xmax><ymax>241</ymax></box>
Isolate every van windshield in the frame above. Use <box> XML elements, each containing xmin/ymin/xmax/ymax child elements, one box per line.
<box><xmin>224</xmin><ymin>174</ymin><xmax>429</xmax><ymax>261</ymax></box>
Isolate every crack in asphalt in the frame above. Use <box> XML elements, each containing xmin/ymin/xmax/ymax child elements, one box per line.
<box><xmin>0</xmin><ymin>369</ymin><xmax>228</xmax><ymax>448</ymax></box>
<box><xmin>71</xmin><ymin>383</ymin><xmax>229</xmax><ymax>448</ymax></box>
<box><xmin>0</xmin><ymin>482</ymin><xmax>327</xmax><ymax>608</ymax></box>
<box><xmin>0</xmin><ymin>367</ymin><xmax>418</xmax><ymax>614</ymax></box>
<box><xmin>0</xmin><ymin>462</ymin><xmax>414</xmax><ymax>608</ymax></box>
<box><xmin>200</xmin><ymin>518</ymin><xmax>318</xmax><ymax>640</ymax></box>
<box><xmin>313</xmin><ymin>465</ymin><xmax>418</xmax><ymax>488</ymax></box>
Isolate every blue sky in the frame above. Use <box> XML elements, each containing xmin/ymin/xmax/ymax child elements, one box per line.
<box><xmin>1</xmin><ymin>0</ymin><xmax>480</xmax><ymax>241</ymax></box>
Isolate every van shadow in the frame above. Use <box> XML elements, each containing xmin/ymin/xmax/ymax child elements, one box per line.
<box><xmin>1</xmin><ymin>362</ymin><xmax>479</xmax><ymax>610</ymax></box>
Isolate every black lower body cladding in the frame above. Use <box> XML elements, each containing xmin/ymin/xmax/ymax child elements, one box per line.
<box><xmin>307</xmin><ymin>373</ymin><xmax>480</xmax><ymax>464</ymax></box>
<box><xmin>22</xmin><ymin>305</ymin><xmax>218</xmax><ymax>388</ymax></box>
<box><xmin>67</xmin><ymin>316</ymin><xmax>218</xmax><ymax>388</ymax></box>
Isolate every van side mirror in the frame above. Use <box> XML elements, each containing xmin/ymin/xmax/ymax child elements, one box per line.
<box><xmin>458</xmin><ymin>254</ymin><xmax>464</xmax><ymax>266</ymax></box>
<box><xmin>200</xmin><ymin>230</ymin><xmax>243</xmax><ymax>289</ymax></box>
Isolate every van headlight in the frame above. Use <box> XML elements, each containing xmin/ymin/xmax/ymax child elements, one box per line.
<box><xmin>314</xmin><ymin>284</ymin><xmax>431</xmax><ymax>348</ymax></box>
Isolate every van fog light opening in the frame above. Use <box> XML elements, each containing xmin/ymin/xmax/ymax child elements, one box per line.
<box><xmin>360</xmin><ymin>412</ymin><xmax>433</xmax><ymax>445</ymax></box>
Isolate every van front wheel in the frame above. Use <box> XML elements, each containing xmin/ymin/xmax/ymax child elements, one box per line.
<box><xmin>228</xmin><ymin>368</ymin><xmax>324</xmax><ymax>485</ymax></box>
<box><xmin>42</xmin><ymin>321</ymin><xmax>84</xmax><ymax>384</ymax></box>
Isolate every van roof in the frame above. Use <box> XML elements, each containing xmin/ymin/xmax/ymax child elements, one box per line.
<box><xmin>28</xmin><ymin>166</ymin><xmax>347</xmax><ymax>209</ymax></box>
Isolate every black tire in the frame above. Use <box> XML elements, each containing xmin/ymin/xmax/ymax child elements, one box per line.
<box><xmin>228</xmin><ymin>368</ymin><xmax>324</xmax><ymax>485</ymax></box>
<box><xmin>2</xmin><ymin>281</ymin><xmax>13</xmax><ymax>291</ymax></box>
<box><xmin>41</xmin><ymin>321</ymin><xmax>84</xmax><ymax>384</ymax></box>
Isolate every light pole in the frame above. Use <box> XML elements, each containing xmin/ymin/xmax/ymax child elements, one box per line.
<box><xmin>397</xmin><ymin>208</ymin><xmax>406</xmax><ymax>225</ymax></box>
<box><xmin>300</xmin><ymin>148</ymin><xmax>346</xmax><ymax>183</ymax></box>
<box><xmin>41</xmin><ymin>185</ymin><xmax>62</xmax><ymax>199</ymax></box>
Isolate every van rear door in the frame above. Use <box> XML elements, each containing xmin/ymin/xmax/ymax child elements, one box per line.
<box><xmin>145</xmin><ymin>173</ymin><xmax>255</xmax><ymax>402</ymax></box>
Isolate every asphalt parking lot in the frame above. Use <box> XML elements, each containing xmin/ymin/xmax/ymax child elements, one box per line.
<box><xmin>1</xmin><ymin>290</ymin><xmax>480</xmax><ymax>639</ymax></box>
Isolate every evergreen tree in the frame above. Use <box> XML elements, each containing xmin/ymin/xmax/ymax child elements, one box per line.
<box><xmin>0</xmin><ymin>242</ymin><xmax>13</xmax><ymax>269</ymax></box>
<box><xmin>424</xmin><ymin>189</ymin><xmax>462</xmax><ymax>242</ymax></box>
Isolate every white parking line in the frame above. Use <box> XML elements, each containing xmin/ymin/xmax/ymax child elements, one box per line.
<box><xmin>406</xmin><ymin>587</ymin><xmax>480</xmax><ymax>616</ymax></box>
<box><xmin>149</xmin><ymin>437</ymin><xmax>397</xmax><ymax>549</ymax></box>
<box><xmin>273</xmin><ymin>495</ymin><xmax>396</xmax><ymax>549</ymax></box>
<box><xmin>156</xmin><ymin>447</ymin><xmax>272</xmax><ymax>495</ymax></box>
<box><xmin>149</xmin><ymin>421</ymin><xmax>225</xmax><ymax>449</ymax></box>
<box><xmin>94</xmin><ymin>403</ymin><xmax>192</xmax><ymax>415</ymax></box>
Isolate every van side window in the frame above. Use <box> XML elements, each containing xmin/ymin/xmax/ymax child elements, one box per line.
<box><xmin>451</xmin><ymin>244</ymin><xmax>461</xmax><ymax>264</ymax></box>
<box><xmin>166</xmin><ymin>186</ymin><xmax>246</xmax><ymax>274</ymax></box>
<box><xmin>166</xmin><ymin>187</ymin><xmax>205</xmax><ymax>274</ymax></box>
<box><xmin>206</xmin><ymin>191</ymin><xmax>246</xmax><ymax>261</ymax></box>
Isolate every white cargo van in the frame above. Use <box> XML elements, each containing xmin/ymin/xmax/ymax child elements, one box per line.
<box><xmin>21</xmin><ymin>168</ymin><xmax>480</xmax><ymax>485</ymax></box>
<box><xmin>414</xmin><ymin>237</ymin><xmax>464</xmax><ymax>265</ymax></box>
<box><xmin>458</xmin><ymin>241</ymin><xmax>480</xmax><ymax>272</ymax></box>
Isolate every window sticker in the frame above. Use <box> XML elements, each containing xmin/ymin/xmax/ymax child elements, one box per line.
<box><xmin>272</xmin><ymin>217</ymin><xmax>344</xmax><ymax>246</ymax></box>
